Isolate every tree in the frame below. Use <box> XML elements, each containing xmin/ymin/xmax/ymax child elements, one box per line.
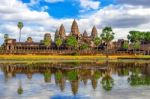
<box><xmin>66</xmin><ymin>36</ymin><xmax>78</xmax><ymax>50</ymax></box>
<box><xmin>17</xmin><ymin>22</ymin><xmax>24</xmax><ymax>42</ymax></box>
<box><xmin>101</xmin><ymin>27</ymin><xmax>115</xmax><ymax>58</ymax></box>
<box><xmin>43</xmin><ymin>37</ymin><xmax>51</xmax><ymax>48</ymax></box>
<box><xmin>55</xmin><ymin>38</ymin><xmax>63</xmax><ymax>50</ymax></box>
<box><xmin>133</xmin><ymin>41</ymin><xmax>140</xmax><ymax>50</ymax></box>
<box><xmin>4</xmin><ymin>34</ymin><xmax>9</xmax><ymax>43</ymax></box>
<box><xmin>144</xmin><ymin>32</ymin><xmax>150</xmax><ymax>42</ymax></box>
<box><xmin>127</xmin><ymin>31</ymin><xmax>141</xmax><ymax>54</ymax></box>
<box><xmin>80</xmin><ymin>43</ymin><xmax>88</xmax><ymax>50</ymax></box>
<box><xmin>122</xmin><ymin>42</ymin><xmax>129</xmax><ymax>50</ymax></box>
<box><xmin>127</xmin><ymin>31</ymin><xmax>141</xmax><ymax>43</ymax></box>
<box><xmin>93</xmin><ymin>37</ymin><xmax>101</xmax><ymax>50</ymax></box>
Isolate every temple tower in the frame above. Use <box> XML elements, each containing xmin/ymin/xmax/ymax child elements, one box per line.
<box><xmin>83</xmin><ymin>30</ymin><xmax>88</xmax><ymax>37</ymax></box>
<box><xmin>91</xmin><ymin>26</ymin><xmax>98</xmax><ymax>38</ymax></box>
<box><xmin>71</xmin><ymin>19</ymin><xmax>80</xmax><ymax>37</ymax></box>
<box><xmin>59</xmin><ymin>24</ymin><xmax>66</xmax><ymax>39</ymax></box>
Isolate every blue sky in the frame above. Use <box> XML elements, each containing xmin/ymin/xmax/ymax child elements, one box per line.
<box><xmin>0</xmin><ymin>0</ymin><xmax>150</xmax><ymax>44</ymax></box>
<box><xmin>22</xmin><ymin>0</ymin><xmax>115</xmax><ymax>19</ymax></box>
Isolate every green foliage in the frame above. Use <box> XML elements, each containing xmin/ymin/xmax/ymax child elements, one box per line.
<box><xmin>101</xmin><ymin>27</ymin><xmax>115</xmax><ymax>43</ymax></box>
<box><xmin>144</xmin><ymin>32</ymin><xmax>150</xmax><ymax>42</ymax></box>
<box><xmin>133</xmin><ymin>41</ymin><xmax>141</xmax><ymax>50</ymax></box>
<box><xmin>128</xmin><ymin>75</ymin><xmax>150</xmax><ymax>86</ymax></box>
<box><xmin>101</xmin><ymin>74</ymin><xmax>114</xmax><ymax>91</ymax></box>
<box><xmin>80</xmin><ymin>43</ymin><xmax>88</xmax><ymax>50</ymax></box>
<box><xmin>55</xmin><ymin>71</ymin><xmax>63</xmax><ymax>81</ymax></box>
<box><xmin>55</xmin><ymin>38</ymin><xmax>63</xmax><ymax>48</ymax></box>
<box><xmin>17</xmin><ymin>21</ymin><xmax>24</xmax><ymax>42</ymax></box>
<box><xmin>67</xmin><ymin>70</ymin><xmax>78</xmax><ymax>81</ymax></box>
<box><xmin>43</xmin><ymin>37</ymin><xmax>51</xmax><ymax>47</ymax></box>
<box><xmin>122</xmin><ymin>42</ymin><xmax>129</xmax><ymax>49</ymax></box>
<box><xmin>93</xmin><ymin>71</ymin><xmax>101</xmax><ymax>79</ymax></box>
<box><xmin>93</xmin><ymin>37</ymin><xmax>101</xmax><ymax>47</ymax></box>
<box><xmin>44</xmin><ymin>72</ymin><xmax>51</xmax><ymax>82</ymax></box>
<box><xmin>17</xmin><ymin>22</ymin><xmax>24</xmax><ymax>30</ymax></box>
<box><xmin>17</xmin><ymin>86</ymin><xmax>23</xmax><ymax>95</ymax></box>
<box><xmin>127</xmin><ymin>31</ymin><xmax>142</xmax><ymax>43</ymax></box>
<box><xmin>66</xmin><ymin>36</ymin><xmax>78</xmax><ymax>49</ymax></box>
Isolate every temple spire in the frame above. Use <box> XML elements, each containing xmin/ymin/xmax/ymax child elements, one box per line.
<box><xmin>59</xmin><ymin>24</ymin><xmax>66</xmax><ymax>39</ymax></box>
<box><xmin>91</xmin><ymin>26</ymin><xmax>98</xmax><ymax>38</ymax></box>
<box><xmin>83</xmin><ymin>30</ymin><xmax>88</xmax><ymax>37</ymax></box>
<box><xmin>71</xmin><ymin>19</ymin><xmax>80</xmax><ymax>36</ymax></box>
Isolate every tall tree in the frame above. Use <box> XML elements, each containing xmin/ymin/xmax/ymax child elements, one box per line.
<box><xmin>66</xmin><ymin>36</ymin><xmax>78</xmax><ymax>50</ymax></box>
<box><xmin>127</xmin><ymin>31</ymin><xmax>141</xmax><ymax>43</ymax></box>
<box><xmin>93</xmin><ymin>37</ymin><xmax>101</xmax><ymax>50</ymax></box>
<box><xmin>101</xmin><ymin>27</ymin><xmax>115</xmax><ymax>58</ymax></box>
<box><xmin>17</xmin><ymin>22</ymin><xmax>24</xmax><ymax>42</ymax></box>
<box><xmin>43</xmin><ymin>36</ymin><xmax>51</xmax><ymax>48</ymax></box>
<box><xmin>55</xmin><ymin>38</ymin><xmax>63</xmax><ymax>50</ymax></box>
<box><xmin>127</xmin><ymin>31</ymin><xmax>141</xmax><ymax>54</ymax></box>
<box><xmin>122</xmin><ymin>41</ymin><xmax>129</xmax><ymax>50</ymax></box>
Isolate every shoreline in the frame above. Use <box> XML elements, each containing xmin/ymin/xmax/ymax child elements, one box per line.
<box><xmin>0</xmin><ymin>55</ymin><xmax>150</xmax><ymax>60</ymax></box>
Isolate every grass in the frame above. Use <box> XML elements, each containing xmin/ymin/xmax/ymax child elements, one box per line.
<box><xmin>0</xmin><ymin>55</ymin><xmax>150</xmax><ymax>62</ymax></box>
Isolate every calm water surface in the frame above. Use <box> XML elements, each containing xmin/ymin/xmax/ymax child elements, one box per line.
<box><xmin>0</xmin><ymin>61</ymin><xmax>150</xmax><ymax>99</ymax></box>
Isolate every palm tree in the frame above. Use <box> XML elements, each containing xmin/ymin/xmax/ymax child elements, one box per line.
<box><xmin>101</xmin><ymin>27</ymin><xmax>115</xmax><ymax>58</ymax></box>
<box><xmin>17</xmin><ymin>22</ymin><xmax>24</xmax><ymax>42</ymax></box>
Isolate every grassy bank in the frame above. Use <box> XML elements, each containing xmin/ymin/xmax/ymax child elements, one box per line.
<box><xmin>0</xmin><ymin>55</ymin><xmax>150</xmax><ymax>60</ymax></box>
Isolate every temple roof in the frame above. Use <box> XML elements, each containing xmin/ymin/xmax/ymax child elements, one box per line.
<box><xmin>91</xmin><ymin>26</ymin><xmax>98</xmax><ymax>37</ymax></box>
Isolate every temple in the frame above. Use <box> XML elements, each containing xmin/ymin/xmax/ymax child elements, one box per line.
<box><xmin>1</xmin><ymin>19</ymin><xmax>150</xmax><ymax>55</ymax></box>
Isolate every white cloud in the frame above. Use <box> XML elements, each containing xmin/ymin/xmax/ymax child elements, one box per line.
<box><xmin>45</xmin><ymin>0</ymin><xmax>64</xmax><ymax>3</ymax></box>
<box><xmin>79</xmin><ymin>0</ymin><xmax>100</xmax><ymax>10</ymax></box>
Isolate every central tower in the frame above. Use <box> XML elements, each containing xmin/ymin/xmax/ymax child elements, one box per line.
<box><xmin>71</xmin><ymin>19</ymin><xmax>80</xmax><ymax>37</ymax></box>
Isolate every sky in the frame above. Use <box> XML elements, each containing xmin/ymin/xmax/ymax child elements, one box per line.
<box><xmin>0</xmin><ymin>0</ymin><xmax>150</xmax><ymax>44</ymax></box>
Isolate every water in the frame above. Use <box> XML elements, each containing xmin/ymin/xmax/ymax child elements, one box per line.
<box><xmin>0</xmin><ymin>61</ymin><xmax>150</xmax><ymax>99</ymax></box>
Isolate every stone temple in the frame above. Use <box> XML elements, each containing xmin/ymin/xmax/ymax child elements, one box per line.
<box><xmin>4</xmin><ymin>19</ymin><xmax>99</xmax><ymax>51</ymax></box>
<box><xmin>3</xmin><ymin>19</ymin><xmax>150</xmax><ymax>55</ymax></box>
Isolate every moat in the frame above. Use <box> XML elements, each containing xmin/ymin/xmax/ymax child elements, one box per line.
<box><xmin>0</xmin><ymin>61</ymin><xmax>150</xmax><ymax>99</ymax></box>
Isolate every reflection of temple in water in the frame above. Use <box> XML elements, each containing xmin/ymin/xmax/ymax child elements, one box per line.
<box><xmin>0</xmin><ymin>62</ymin><xmax>150</xmax><ymax>95</ymax></box>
